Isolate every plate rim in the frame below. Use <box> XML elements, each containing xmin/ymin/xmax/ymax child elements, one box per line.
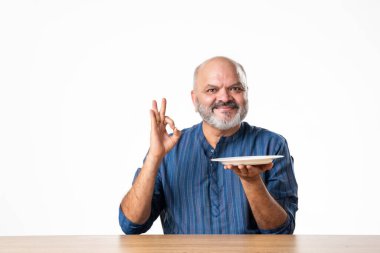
<box><xmin>211</xmin><ymin>155</ymin><xmax>284</xmax><ymax>162</ymax></box>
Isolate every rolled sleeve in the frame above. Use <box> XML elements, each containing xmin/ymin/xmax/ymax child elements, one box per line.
<box><xmin>119</xmin><ymin>166</ymin><xmax>165</xmax><ymax>234</ymax></box>
<box><xmin>258</xmin><ymin>209</ymin><xmax>296</xmax><ymax>234</ymax></box>
<box><xmin>119</xmin><ymin>206</ymin><xmax>154</xmax><ymax>234</ymax></box>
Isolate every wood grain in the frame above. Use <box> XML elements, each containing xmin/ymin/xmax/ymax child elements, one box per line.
<box><xmin>1</xmin><ymin>235</ymin><xmax>379</xmax><ymax>253</ymax></box>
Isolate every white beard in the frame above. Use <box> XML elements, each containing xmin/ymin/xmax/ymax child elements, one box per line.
<box><xmin>196</xmin><ymin>100</ymin><xmax>248</xmax><ymax>131</ymax></box>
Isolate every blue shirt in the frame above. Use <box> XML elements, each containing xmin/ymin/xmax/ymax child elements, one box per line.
<box><xmin>119</xmin><ymin>122</ymin><xmax>298</xmax><ymax>234</ymax></box>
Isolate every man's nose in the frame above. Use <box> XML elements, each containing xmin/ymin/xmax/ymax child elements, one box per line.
<box><xmin>217</xmin><ymin>88</ymin><xmax>232</xmax><ymax>102</ymax></box>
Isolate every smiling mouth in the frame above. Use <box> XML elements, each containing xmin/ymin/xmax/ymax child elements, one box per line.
<box><xmin>211</xmin><ymin>101</ymin><xmax>239</xmax><ymax>112</ymax></box>
<box><xmin>215</xmin><ymin>106</ymin><xmax>236</xmax><ymax>111</ymax></box>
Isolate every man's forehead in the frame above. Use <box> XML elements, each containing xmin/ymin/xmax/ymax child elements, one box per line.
<box><xmin>193</xmin><ymin>56</ymin><xmax>247</xmax><ymax>90</ymax></box>
<box><xmin>201</xmin><ymin>73</ymin><xmax>239</xmax><ymax>84</ymax></box>
<box><xmin>198</xmin><ymin>60</ymin><xmax>239</xmax><ymax>80</ymax></box>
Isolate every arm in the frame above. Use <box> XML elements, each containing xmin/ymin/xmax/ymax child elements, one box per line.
<box><xmin>225</xmin><ymin>141</ymin><xmax>297</xmax><ymax>233</ymax></box>
<box><xmin>120</xmin><ymin>154</ymin><xmax>163</xmax><ymax>224</ymax></box>
<box><xmin>240</xmin><ymin>170</ymin><xmax>288</xmax><ymax>230</ymax></box>
<box><xmin>120</xmin><ymin>99</ymin><xmax>181</xmax><ymax>227</ymax></box>
<box><xmin>227</xmin><ymin>163</ymin><xmax>288</xmax><ymax>231</ymax></box>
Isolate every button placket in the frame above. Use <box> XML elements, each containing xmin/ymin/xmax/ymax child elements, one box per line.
<box><xmin>209</xmin><ymin>147</ymin><xmax>220</xmax><ymax>217</ymax></box>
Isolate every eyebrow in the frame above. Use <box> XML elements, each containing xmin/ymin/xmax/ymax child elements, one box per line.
<box><xmin>230</xmin><ymin>82</ymin><xmax>244</xmax><ymax>87</ymax></box>
<box><xmin>205</xmin><ymin>82</ymin><xmax>244</xmax><ymax>88</ymax></box>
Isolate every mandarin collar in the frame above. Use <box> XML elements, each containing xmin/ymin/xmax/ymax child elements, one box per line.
<box><xmin>196</xmin><ymin>122</ymin><xmax>247</xmax><ymax>150</ymax></box>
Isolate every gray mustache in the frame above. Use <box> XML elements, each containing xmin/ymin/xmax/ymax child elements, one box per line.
<box><xmin>211</xmin><ymin>101</ymin><xmax>239</xmax><ymax>111</ymax></box>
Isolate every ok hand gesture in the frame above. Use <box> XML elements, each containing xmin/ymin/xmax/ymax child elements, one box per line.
<box><xmin>148</xmin><ymin>98</ymin><xmax>181</xmax><ymax>160</ymax></box>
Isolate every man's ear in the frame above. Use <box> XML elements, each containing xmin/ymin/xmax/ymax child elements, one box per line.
<box><xmin>191</xmin><ymin>90</ymin><xmax>198</xmax><ymax>112</ymax></box>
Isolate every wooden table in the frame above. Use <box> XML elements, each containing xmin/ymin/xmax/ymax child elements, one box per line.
<box><xmin>1</xmin><ymin>235</ymin><xmax>379</xmax><ymax>253</ymax></box>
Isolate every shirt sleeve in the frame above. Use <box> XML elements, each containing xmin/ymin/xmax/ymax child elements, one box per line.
<box><xmin>119</xmin><ymin>167</ymin><xmax>165</xmax><ymax>235</ymax></box>
<box><xmin>260</xmin><ymin>137</ymin><xmax>298</xmax><ymax>234</ymax></box>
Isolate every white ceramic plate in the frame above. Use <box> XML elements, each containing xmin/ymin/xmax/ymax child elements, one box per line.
<box><xmin>211</xmin><ymin>155</ymin><xmax>284</xmax><ymax>165</ymax></box>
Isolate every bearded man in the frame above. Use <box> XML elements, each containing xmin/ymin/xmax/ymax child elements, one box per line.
<box><xmin>119</xmin><ymin>56</ymin><xmax>298</xmax><ymax>234</ymax></box>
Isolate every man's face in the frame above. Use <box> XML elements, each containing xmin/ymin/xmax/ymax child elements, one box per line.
<box><xmin>192</xmin><ymin>59</ymin><xmax>248</xmax><ymax>131</ymax></box>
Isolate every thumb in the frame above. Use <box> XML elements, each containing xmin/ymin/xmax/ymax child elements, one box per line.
<box><xmin>171</xmin><ymin>127</ymin><xmax>181</xmax><ymax>142</ymax></box>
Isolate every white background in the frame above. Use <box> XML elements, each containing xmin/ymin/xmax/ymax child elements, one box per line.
<box><xmin>1</xmin><ymin>0</ymin><xmax>379</xmax><ymax>235</ymax></box>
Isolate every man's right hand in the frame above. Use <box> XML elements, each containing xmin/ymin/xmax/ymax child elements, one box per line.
<box><xmin>120</xmin><ymin>98</ymin><xmax>181</xmax><ymax>225</ymax></box>
<box><xmin>148</xmin><ymin>98</ymin><xmax>181</xmax><ymax>160</ymax></box>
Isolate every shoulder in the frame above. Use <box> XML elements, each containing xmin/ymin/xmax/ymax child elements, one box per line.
<box><xmin>241</xmin><ymin>122</ymin><xmax>289</xmax><ymax>151</ymax></box>
<box><xmin>242</xmin><ymin>122</ymin><xmax>285</xmax><ymax>140</ymax></box>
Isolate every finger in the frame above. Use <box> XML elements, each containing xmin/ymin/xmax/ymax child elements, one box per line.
<box><xmin>231</xmin><ymin>167</ymin><xmax>243</xmax><ymax>176</ymax></box>
<box><xmin>152</xmin><ymin>100</ymin><xmax>158</xmax><ymax>112</ymax></box>
<box><xmin>150</xmin><ymin>109</ymin><xmax>157</xmax><ymax>129</ymax></box>
<box><xmin>260</xmin><ymin>162</ymin><xmax>274</xmax><ymax>171</ymax></box>
<box><xmin>237</xmin><ymin>165</ymin><xmax>249</xmax><ymax>174</ymax></box>
<box><xmin>152</xmin><ymin>100</ymin><xmax>160</xmax><ymax>124</ymax></box>
<box><xmin>239</xmin><ymin>167</ymin><xmax>248</xmax><ymax>175</ymax></box>
<box><xmin>248</xmin><ymin>163</ymin><xmax>272</xmax><ymax>172</ymax></box>
<box><xmin>164</xmin><ymin>116</ymin><xmax>175</xmax><ymax>129</ymax></box>
<box><xmin>230</xmin><ymin>167</ymin><xmax>239</xmax><ymax>173</ymax></box>
<box><xmin>173</xmin><ymin>127</ymin><xmax>181</xmax><ymax>138</ymax></box>
<box><xmin>224</xmin><ymin>164</ymin><xmax>234</xmax><ymax>170</ymax></box>
<box><xmin>160</xmin><ymin>98</ymin><xmax>167</xmax><ymax>121</ymax></box>
<box><xmin>164</xmin><ymin>116</ymin><xmax>182</xmax><ymax>140</ymax></box>
<box><xmin>171</xmin><ymin>128</ymin><xmax>182</xmax><ymax>145</ymax></box>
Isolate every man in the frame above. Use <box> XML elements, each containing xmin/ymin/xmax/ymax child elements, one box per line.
<box><xmin>119</xmin><ymin>56</ymin><xmax>298</xmax><ymax>234</ymax></box>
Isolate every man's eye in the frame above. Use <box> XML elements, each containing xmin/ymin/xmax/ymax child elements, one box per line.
<box><xmin>206</xmin><ymin>88</ymin><xmax>216</xmax><ymax>93</ymax></box>
<box><xmin>230</xmin><ymin>87</ymin><xmax>244</xmax><ymax>92</ymax></box>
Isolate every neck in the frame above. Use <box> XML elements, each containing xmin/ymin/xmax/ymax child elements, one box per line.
<box><xmin>202</xmin><ymin>121</ymin><xmax>241</xmax><ymax>148</ymax></box>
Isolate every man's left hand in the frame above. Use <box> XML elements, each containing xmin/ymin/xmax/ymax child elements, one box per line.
<box><xmin>224</xmin><ymin>163</ymin><xmax>273</xmax><ymax>181</ymax></box>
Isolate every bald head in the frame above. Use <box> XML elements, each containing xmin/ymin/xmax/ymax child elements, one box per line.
<box><xmin>193</xmin><ymin>56</ymin><xmax>247</xmax><ymax>90</ymax></box>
